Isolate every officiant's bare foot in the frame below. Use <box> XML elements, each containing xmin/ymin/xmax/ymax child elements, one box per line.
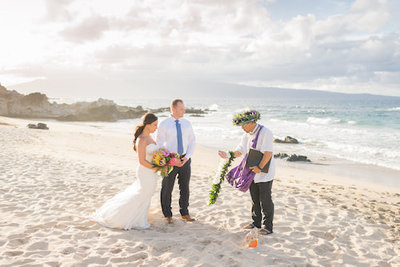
<box><xmin>165</xmin><ymin>217</ymin><xmax>173</xmax><ymax>224</ymax></box>
<box><xmin>243</xmin><ymin>223</ymin><xmax>256</xmax><ymax>229</ymax></box>
<box><xmin>181</xmin><ymin>215</ymin><xmax>196</xmax><ymax>222</ymax></box>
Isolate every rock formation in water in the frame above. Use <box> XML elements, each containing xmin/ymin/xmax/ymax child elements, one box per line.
<box><xmin>274</xmin><ymin>136</ymin><xmax>299</xmax><ymax>144</ymax></box>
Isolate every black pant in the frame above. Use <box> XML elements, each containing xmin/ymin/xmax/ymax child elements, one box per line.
<box><xmin>249</xmin><ymin>180</ymin><xmax>274</xmax><ymax>231</ymax></box>
<box><xmin>161</xmin><ymin>159</ymin><xmax>191</xmax><ymax>217</ymax></box>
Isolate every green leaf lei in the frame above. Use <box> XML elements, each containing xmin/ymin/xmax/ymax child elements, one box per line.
<box><xmin>208</xmin><ymin>151</ymin><xmax>235</xmax><ymax>205</ymax></box>
<box><xmin>232</xmin><ymin>110</ymin><xmax>260</xmax><ymax>126</ymax></box>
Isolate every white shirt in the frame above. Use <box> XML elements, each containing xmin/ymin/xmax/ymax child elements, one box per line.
<box><xmin>156</xmin><ymin>116</ymin><xmax>196</xmax><ymax>159</ymax></box>
<box><xmin>235</xmin><ymin>124</ymin><xmax>275</xmax><ymax>183</ymax></box>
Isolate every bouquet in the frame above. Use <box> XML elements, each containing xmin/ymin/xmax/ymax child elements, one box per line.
<box><xmin>151</xmin><ymin>148</ymin><xmax>181</xmax><ymax>177</ymax></box>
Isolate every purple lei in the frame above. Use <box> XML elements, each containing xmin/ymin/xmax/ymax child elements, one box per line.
<box><xmin>226</xmin><ymin>125</ymin><xmax>263</xmax><ymax>192</ymax></box>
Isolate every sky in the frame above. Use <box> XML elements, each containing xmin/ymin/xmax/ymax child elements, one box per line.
<box><xmin>0</xmin><ymin>0</ymin><xmax>399</xmax><ymax>98</ymax></box>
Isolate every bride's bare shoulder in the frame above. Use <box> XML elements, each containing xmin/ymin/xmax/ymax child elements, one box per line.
<box><xmin>137</xmin><ymin>136</ymin><xmax>150</xmax><ymax>147</ymax></box>
<box><xmin>138</xmin><ymin>135</ymin><xmax>156</xmax><ymax>148</ymax></box>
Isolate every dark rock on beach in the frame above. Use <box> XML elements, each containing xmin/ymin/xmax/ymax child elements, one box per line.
<box><xmin>274</xmin><ymin>153</ymin><xmax>289</xmax><ymax>159</ymax></box>
<box><xmin>274</xmin><ymin>153</ymin><xmax>311</xmax><ymax>162</ymax></box>
<box><xmin>27</xmin><ymin>123</ymin><xmax>49</xmax><ymax>130</ymax></box>
<box><xmin>274</xmin><ymin>136</ymin><xmax>299</xmax><ymax>144</ymax></box>
<box><xmin>37</xmin><ymin>123</ymin><xmax>49</xmax><ymax>129</ymax></box>
<box><xmin>287</xmin><ymin>154</ymin><xmax>311</xmax><ymax>162</ymax></box>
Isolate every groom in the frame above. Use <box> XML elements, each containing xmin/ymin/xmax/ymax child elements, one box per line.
<box><xmin>157</xmin><ymin>99</ymin><xmax>196</xmax><ymax>224</ymax></box>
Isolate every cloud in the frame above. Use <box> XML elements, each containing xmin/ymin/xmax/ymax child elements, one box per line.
<box><xmin>44</xmin><ymin>0</ymin><xmax>74</xmax><ymax>21</ymax></box>
<box><xmin>349</xmin><ymin>0</ymin><xmax>390</xmax><ymax>32</ymax></box>
<box><xmin>60</xmin><ymin>16</ymin><xmax>110</xmax><ymax>43</ymax></box>
<box><xmin>2</xmin><ymin>0</ymin><xmax>399</xmax><ymax>96</ymax></box>
<box><xmin>61</xmin><ymin>0</ymin><xmax>399</xmax><ymax>96</ymax></box>
<box><xmin>94</xmin><ymin>44</ymin><xmax>182</xmax><ymax>66</ymax></box>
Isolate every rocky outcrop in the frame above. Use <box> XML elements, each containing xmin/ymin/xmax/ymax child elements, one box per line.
<box><xmin>0</xmin><ymin>85</ymin><xmax>208</xmax><ymax>122</ymax></box>
<box><xmin>287</xmin><ymin>154</ymin><xmax>311</xmax><ymax>162</ymax></box>
<box><xmin>0</xmin><ymin>85</ymin><xmax>147</xmax><ymax>121</ymax></box>
<box><xmin>274</xmin><ymin>136</ymin><xmax>299</xmax><ymax>144</ymax></box>
<box><xmin>0</xmin><ymin>84</ymin><xmax>13</xmax><ymax>115</ymax></box>
<box><xmin>274</xmin><ymin>153</ymin><xmax>311</xmax><ymax>162</ymax></box>
<box><xmin>27</xmin><ymin>123</ymin><xmax>49</xmax><ymax>130</ymax></box>
<box><xmin>149</xmin><ymin>107</ymin><xmax>206</xmax><ymax>115</ymax></box>
<box><xmin>274</xmin><ymin>153</ymin><xmax>289</xmax><ymax>159</ymax></box>
<box><xmin>57</xmin><ymin>99</ymin><xmax>147</xmax><ymax>122</ymax></box>
<box><xmin>1</xmin><ymin>86</ymin><xmax>69</xmax><ymax>119</ymax></box>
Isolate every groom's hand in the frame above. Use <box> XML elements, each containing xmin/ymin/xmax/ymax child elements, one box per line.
<box><xmin>181</xmin><ymin>157</ymin><xmax>189</xmax><ymax>165</ymax></box>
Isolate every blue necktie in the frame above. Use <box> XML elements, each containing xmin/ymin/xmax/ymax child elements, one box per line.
<box><xmin>175</xmin><ymin>120</ymin><xmax>183</xmax><ymax>155</ymax></box>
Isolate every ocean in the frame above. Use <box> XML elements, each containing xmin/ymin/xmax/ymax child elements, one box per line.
<box><xmin>52</xmin><ymin>90</ymin><xmax>400</xmax><ymax>172</ymax></box>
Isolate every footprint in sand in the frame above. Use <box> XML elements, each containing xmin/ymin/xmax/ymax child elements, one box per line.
<box><xmin>27</xmin><ymin>241</ymin><xmax>49</xmax><ymax>251</ymax></box>
<box><xmin>364</xmin><ymin>229</ymin><xmax>386</xmax><ymax>240</ymax></box>
<box><xmin>110</xmin><ymin>252</ymin><xmax>149</xmax><ymax>263</ymax></box>
<box><xmin>355</xmin><ymin>225</ymin><xmax>367</xmax><ymax>235</ymax></box>
<box><xmin>313</xmin><ymin>242</ymin><xmax>336</xmax><ymax>256</ymax></box>
<box><xmin>293</xmin><ymin>226</ymin><xmax>305</xmax><ymax>232</ymax></box>
<box><xmin>227</xmin><ymin>218</ymin><xmax>236</xmax><ymax>227</ymax></box>
<box><xmin>4</xmin><ymin>250</ymin><xmax>24</xmax><ymax>257</ymax></box>
<box><xmin>276</xmin><ymin>226</ymin><xmax>292</xmax><ymax>233</ymax></box>
<box><xmin>80</xmin><ymin>256</ymin><xmax>109</xmax><ymax>265</ymax></box>
<box><xmin>302</xmin><ymin>214</ymin><xmax>313</xmax><ymax>223</ymax></box>
<box><xmin>309</xmin><ymin>230</ymin><xmax>336</xmax><ymax>241</ymax></box>
<box><xmin>61</xmin><ymin>247</ymin><xmax>76</xmax><ymax>255</ymax></box>
<box><xmin>24</xmin><ymin>250</ymin><xmax>51</xmax><ymax>257</ymax></box>
<box><xmin>44</xmin><ymin>261</ymin><xmax>62</xmax><ymax>267</ymax></box>
<box><xmin>111</xmin><ymin>248</ymin><xmax>122</xmax><ymax>254</ymax></box>
<box><xmin>287</xmin><ymin>197</ymin><xmax>296</xmax><ymax>205</ymax></box>
<box><xmin>7</xmin><ymin>237</ymin><xmax>30</xmax><ymax>248</ymax></box>
<box><xmin>104</xmin><ymin>238</ymin><xmax>118</xmax><ymax>246</ymax></box>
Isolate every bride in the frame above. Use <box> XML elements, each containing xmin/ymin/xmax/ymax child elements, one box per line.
<box><xmin>91</xmin><ymin>113</ymin><xmax>181</xmax><ymax>230</ymax></box>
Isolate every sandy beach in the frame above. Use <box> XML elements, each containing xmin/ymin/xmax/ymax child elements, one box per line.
<box><xmin>1</xmin><ymin>116</ymin><xmax>399</xmax><ymax>266</ymax></box>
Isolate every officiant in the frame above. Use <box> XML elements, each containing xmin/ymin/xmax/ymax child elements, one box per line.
<box><xmin>218</xmin><ymin>110</ymin><xmax>275</xmax><ymax>235</ymax></box>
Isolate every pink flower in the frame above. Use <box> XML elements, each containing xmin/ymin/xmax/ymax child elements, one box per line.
<box><xmin>168</xmin><ymin>157</ymin><xmax>178</xmax><ymax>166</ymax></box>
<box><xmin>161</xmin><ymin>150</ymin><xmax>169</xmax><ymax>157</ymax></box>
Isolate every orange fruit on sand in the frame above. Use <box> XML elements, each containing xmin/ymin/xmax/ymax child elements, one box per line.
<box><xmin>249</xmin><ymin>240</ymin><xmax>258</xmax><ymax>247</ymax></box>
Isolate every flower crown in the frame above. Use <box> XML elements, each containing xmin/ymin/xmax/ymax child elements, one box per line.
<box><xmin>232</xmin><ymin>110</ymin><xmax>260</xmax><ymax>126</ymax></box>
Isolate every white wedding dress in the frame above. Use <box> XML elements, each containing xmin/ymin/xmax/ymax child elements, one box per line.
<box><xmin>91</xmin><ymin>144</ymin><xmax>159</xmax><ymax>230</ymax></box>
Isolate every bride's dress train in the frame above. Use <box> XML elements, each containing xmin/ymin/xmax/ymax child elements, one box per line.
<box><xmin>90</xmin><ymin>144</ymin><xmax>159</xmax><ymax>230</ymax></box>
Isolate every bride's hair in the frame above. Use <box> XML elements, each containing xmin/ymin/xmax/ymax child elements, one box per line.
<box><xmin>133</xmin><ymin>113</ymin><xmax>158</xmax><ymax>151</ymax></box>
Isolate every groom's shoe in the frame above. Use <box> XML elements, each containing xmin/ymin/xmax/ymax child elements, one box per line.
<box><xmin>181</xmin><ymin>215</ymin><xmax>196</xmax><ymax>222</ymax></box>
<box><xmin>165</xmin><ymin>217</ymin><xmax>173</xmax><ymax>224</ymax></box>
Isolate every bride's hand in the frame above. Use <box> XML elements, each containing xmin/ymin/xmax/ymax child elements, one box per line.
<box><xmin>218</xmin><ymin>150</ymin><xmax>228</xmax><ymax>159</ymax></box>
<box><xmin>174</xmin><ymin>160</ymin><xmax>184</xmax><ymax>167</ymax></box>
